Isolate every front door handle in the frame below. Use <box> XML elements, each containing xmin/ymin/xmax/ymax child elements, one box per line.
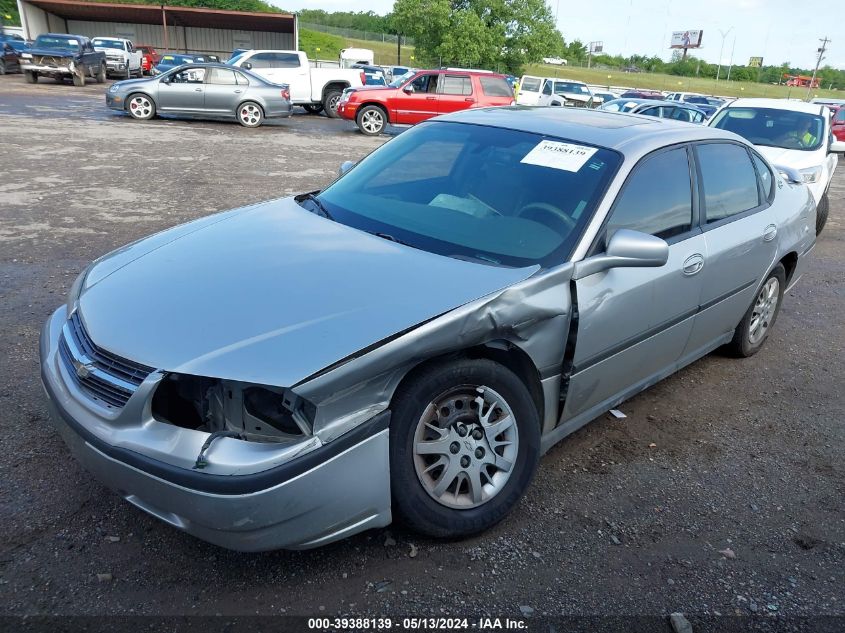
<box><xmin>194</xmin><ymin>87</ymin><xmax>202</xmax><ymax>92</ymax></box>
<box><xmin>234</xmin><ymin>89</ymin><xmax>242</xmax><ymax>94</ymax></box>
<box><xmin>682</xmin><ymin>253</ymin><xmax>705</xmax><ymax>276</ymax></box>
<box><xmin>426</xmin><ymin>96</ymin><xmax>437</xmax><ymax>100</ymax></box>
<box><xmin>763</xmin><ymin>224</ymin><xmax>777</xmax><ymax>242</ymax></box>
<box><xmin>464</xmin><ymin>97</ymin><xmax>475</xmax><ymax>102</ymax></box>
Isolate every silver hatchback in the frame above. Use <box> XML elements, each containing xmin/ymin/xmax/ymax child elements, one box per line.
<box><xmin>105</xmin><ymin>62</ymin><xmax>292</xmax><ymax>127</ymax></box>
<box><xmin>40</xmin><ymin>108</ymin><xmax>815</xmax><ymax>550</ymax></box>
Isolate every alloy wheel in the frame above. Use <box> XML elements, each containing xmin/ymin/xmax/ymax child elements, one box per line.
<box><xmin>361</xmin><ymin>109</ymin><xmax>384</xmax><ymax>134</ymax></box>
<box><xmin>748</xmin><ymin>277</ymin><xmax>779</xmax><ymax>345</ymax></box>
<box><xmin>239</xmin><ymin>103</ymin><xmax>261</xmax><ymax>126</ymax></box>
<box><xmin>129</xmin><ymin>95</ymin><xmax>152</xmax><ymax>119</ymax></box>
<box><xmin>413</xmin><ymin>385</ymin><xmax>519</xmax><ymax>509</ymax></box>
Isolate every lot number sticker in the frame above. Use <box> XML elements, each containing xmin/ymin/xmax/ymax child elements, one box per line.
<box><xmin>521</xmin><ymin>140</ymin><xmax>598</xmax><ymax>172</ymax></box>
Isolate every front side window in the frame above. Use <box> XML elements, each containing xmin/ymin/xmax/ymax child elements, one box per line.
<box><xmin>605</xmin><ymin>147</ymin><xmax>692</xmax><ymax>241</ymax></box>
<box><xmin>248</xmin><ymin>53</ymin><xmax>275</xmax><ymax>69</ymax></box>
<box><xmin>542</xmin><ymin>81</ymin><xmax>553</xmax><ymax>96</ymax></box>
<box><xmin>272</xmin><ymin>52</ymin><xmax>300</xmax><ymax>68</ymax></box>
<box><xmin>316</xmin><ymin>121</ymin><xmax>621</xmax><ymax>268</ymax></box>
<box><xmin>410</xmin><ymin>73</ymin><xmax>438</xmax><ymax>93</ymax></box>
<box><xmin>639</xmin><ymin>106</ymin><xmax>662</xmax><ymax>117</ymax></box>
<box><xmin>440</xmin><ymin>75</ymin><xmax>472</xmax><ymax>96</ymax></box>
<box><xmin>710</xmin><ymin>107</ymin><xmax>826</xmax><ymax>151</ymax></box>
<box><xmin>171</xmin><ymin>67</ymin><xmax>206</xmax><ymax>84</ymax></box>
<box><xmin>553</xmin><ymin>82</ymin><xmax>590</xmax><ymax>96</ymax></box>
<box><xmin>696</xmin><ymin>143</ymin><xmax>761</xmax><ymax>222</ymax></box>
<box><xmin>92</xmin><ymin>38</ymin><xmax>125</xmax><ymax>50</ymax></box>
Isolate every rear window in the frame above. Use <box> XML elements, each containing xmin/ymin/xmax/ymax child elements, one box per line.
<box><xmin>521</xmin><ymin>77</ymin><xmax>541</xmax><ymax>92</ymax></box>
<box><xmin>480</xmin><ymin>76</ymin><xmax>513</xmax><ymax>97</ymax></box>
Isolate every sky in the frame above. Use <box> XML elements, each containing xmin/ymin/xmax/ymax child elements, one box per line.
<box><xmin>274</xmin><ymin>0</ymin><xmax>839</xmax><ymax>70</ymax></box>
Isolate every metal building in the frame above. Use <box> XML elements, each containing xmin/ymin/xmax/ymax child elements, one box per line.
<box><xmin>16</xmin><ymin>0</ymin><xmax>297</xmax><ymax>56</ymax></box>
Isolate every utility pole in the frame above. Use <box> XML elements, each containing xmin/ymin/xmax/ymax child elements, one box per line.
<box><xmin>808</xmin><ymin>36</ymin><xmax>830</xmax><ymax>99</ymax></box>
<box><xmin>716</xmin><ymin>27</ymin><xmax>733</xmax><ymax>82</ymax></box>
<box><xmin>726</xmin><ymin>34</ymin><xmax>736</xmax><ymax>81</ymax></box>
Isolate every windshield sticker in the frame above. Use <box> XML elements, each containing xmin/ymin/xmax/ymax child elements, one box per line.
<box><xmin>520</xmin><ymin>140</ymin><xmax>598</xmax><ymax>172</ymax></box>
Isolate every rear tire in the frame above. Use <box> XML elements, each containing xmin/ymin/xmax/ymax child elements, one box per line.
<box><xmin>727</xmin><ymin>264</ymin><xmax>786</xmax><ymax>358</ymax></box>
<box><xmin>302</xmin><ymin>104</ymin><xmax>323</xmax><ymax>115</ymax></box>
<box><xmin>816</xmin><ymin>192</ymin><xmax>829</xmax><ymax>235</ymax></box>
<box><xmin>323</xmin><ymin>89</ymin><xmax>343</xmax><ymax>118</ymax></box>
<box><xmin>236</xmin><ymin>101</ymin><xmax>264</xmax><ymax>127</ymax></box>
<box><xmin>126</xmin><ymin>92</ymin><xmax>155</xmax><ymax>120</ymax></box>
<box><xmin>390</xmin><ymin>359</ymin><xmax>540</xmax><ymax>539</ymax></box>
<box><xmin>356</xmin><ymin>104</ymin><xmax>387</xmax><ymax>135</ymax></box>
<box><xmin>24</xmin><ymin>70</ymin><xmax>38</xmax><ymax>83</ymax></box>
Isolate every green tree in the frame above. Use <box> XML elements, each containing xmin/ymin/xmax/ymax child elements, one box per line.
<box><xmin>392</xmin><ymin>0</ymin><xmax>563</xmax><ymax>74</ymax></box>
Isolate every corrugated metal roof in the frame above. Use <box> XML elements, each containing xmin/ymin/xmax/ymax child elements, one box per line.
<box><xmin>25</xmin><ymin>0</ymin><xmax>295</xmax><ymax>32</ymax></box>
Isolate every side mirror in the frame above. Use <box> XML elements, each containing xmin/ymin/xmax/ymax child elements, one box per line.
<box><xmin>242</xmin><ymin>62</ymin><xmax>252</xmax><ymax>70</ymax></box>
<box><xmin>773</xmin><ymin>163</ymin><xmax>803</xmax><ymax>184</ymax></box>
<box><xmin>402</xmin><ymin>84</ymin><xmax>414</xmax><ymax>94</ymax></box>
<box><xmin>573</xmin><ymin>229</ymin><xmax>669</xmax><ymax>279</ymax></box>
<box><xmin>339</xmin><ymin>160</ymin><xmax>356</xmax><ymax>176</ymax></box>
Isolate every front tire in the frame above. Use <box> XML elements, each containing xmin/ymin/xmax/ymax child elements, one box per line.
<box><xmin>96</xmin><ymin>63</ymin><xmax>106</xmax><ymax>83</ymax></box>
<box><xmin>323</xmin><ymin>89</ymin><xmax>343</xmax><ymax>118</ymax></box>
<box><xmin>816</xmin><ymin>192</ymin><xmax>829</xmax><ymax>235</ymax></box>
<box><xmin>0</xmin><ymin>59</ymin><xmax>6</xmax><ymax>75</ymax></box>
<box><xmin>356</xmin><ymin>104</ymin><xmax>387</xmax><ymax>135</ymax></box>
<box><xmin>236</xmin><ymin>101</ymin><xmax>264</xmax><ymax>127</ymax></box>
<box><xmin>390</xmin><ymin>359</ymin><xmax>540</xmax><ymax>538</ymax></box>
<box><xmin>126</xmin><ymin>93</ymin><xmax>155</xmax><ymax>120</ymax></box>
<box><xmin>73</xmin><ymin>67</ymin><xmax>86</xmax><ymax>87</ymax></box>
<box><xmin>728</xmin><ymin>264</ymin><xmax>786</xmax><ymax>357</ymax></box>
<box><xmin>25</xmin><ymin>70</ymin><xmax>38</xmax><ymax>83</ymax></box>
<box><xmin>302</xmin><ymin>104</ymin><xmax>323</xmax><ymax>115</ymax></box>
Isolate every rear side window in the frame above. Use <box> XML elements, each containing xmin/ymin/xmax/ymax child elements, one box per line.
<box><xmin>440</xmin><ymin>75</ymin><xmax>472</xmax><ymax>96</ymax></box>
<box><xmin>606</xmin><ymin>147</ymin><xmax>693</xmax><ymax>241</ymax></box>
<box><xmin>696</xmin><ymin>143</ymin><xmax>761</xmax><ymax>222</ymax></box>
<box><xmin>752</xmin><ymin>153</ymin><xmax>774</xmax><ymax>200</ymax></box>
<box><xmin>639</xmin><ymin>106</ymin><xmax>662</xmax><ymax>117</ymax></box>
<box><xmin>234</xmin><ymin>71</ymin><xmax>250</xmax><ymax>86</ymax></box>
<box><xmin>208</xmin><ymin>67</ymin><xmax>237</xmax><ymax>85</ymax></box>
<box><xmin>480</xmin><ymin>76</ymin><xmax>513</xmax><ymax>97</ymax></box>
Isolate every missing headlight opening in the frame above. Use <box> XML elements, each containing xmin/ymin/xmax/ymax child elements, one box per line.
<box><xmin>151</xmin><ymin>374</ymin><xmax>313</xmax><ymax>442</ymax></box>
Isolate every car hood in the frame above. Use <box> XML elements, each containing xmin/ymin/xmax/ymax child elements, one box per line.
<box><xmin>111</xmin><ymin>76</ymin><xmax>157</xmax><ymax>91</ymax></box>
<box><xmin>28</xmin><ymin>48</ymin><xmax>76</xmax><ymax>58</ymax></box>
<box><xmin>77</xmin><ymin>197</ymin><xmax>537</xmax><ymax>387</ymax></box>
<box><xmin>755</xmin><ymin>145</ymin><xmax>825</xmax><ymax>169</ymax></box>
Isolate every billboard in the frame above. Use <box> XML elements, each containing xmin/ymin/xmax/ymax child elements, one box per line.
<box><xmin>670</xmin><ymin>30</ymin><xmax>703</xmax><ymax>49</ymax></box>
<box><xmin>749</xmin><ymin>56</ymin><xmax>764</xmax><ymax>68</ymax></box>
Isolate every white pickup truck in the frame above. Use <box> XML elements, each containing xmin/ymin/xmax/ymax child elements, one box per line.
<box><xmin>227</xmin><ymin>50</ymin><xmax>365</xmax><ymax>117</ymax></box>
<box><xmin>92</xmin><ymin>37</ymin><xmax>142</xmax><ymax>79</ymax></box>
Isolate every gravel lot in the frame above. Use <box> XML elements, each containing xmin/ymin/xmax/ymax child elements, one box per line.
<box><xmin>0</xmin><ymin>75</ymin><xmax>843</xmax><ymax>630</ymax></box>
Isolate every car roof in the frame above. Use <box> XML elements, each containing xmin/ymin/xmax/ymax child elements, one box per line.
<box><xmin>440</xmin><ymin>107</ymin><xmax>741</xmax><ymax>155</ymax></box>
<box><xmin>726</xmin><ymin>98</ymin><xmax>827</xmax><ymax>115</ymax></box>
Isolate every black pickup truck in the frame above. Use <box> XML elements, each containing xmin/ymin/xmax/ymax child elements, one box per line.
<box><xmin>20</xmin><ymin>33</ymin><xmax>106</xmax><ymax>86</ymax></box>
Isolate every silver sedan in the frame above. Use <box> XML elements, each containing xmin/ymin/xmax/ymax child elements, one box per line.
<box><xmin>41</xmin><ymin>107</ymin><xmax>815</xmax><ymax>550</ymax></box>
<box><xmin>105</xmin><ymin>62</ymin><xmax>291</xmax><ymax>127</ymax></box>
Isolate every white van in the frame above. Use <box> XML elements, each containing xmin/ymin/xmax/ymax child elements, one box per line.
<box><xmin>340</xmin><ymin>47</ymin><xmax>374</xmax><ymax>68</ymax></box>
<box><xmin>516</xmin><ymin>75</ymin><xmax>544</xmax><ymax>105</ymax></box>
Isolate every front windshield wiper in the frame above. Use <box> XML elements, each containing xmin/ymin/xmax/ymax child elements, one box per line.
<box><xmin>295</xmin><ymin>191</ymin><xmax>334</xmax><ymax>220</ymax></box>
<box><xmin>370</xmin><ymin>231</ymin><xmax>411</xmax><ymax>246</ymax></box>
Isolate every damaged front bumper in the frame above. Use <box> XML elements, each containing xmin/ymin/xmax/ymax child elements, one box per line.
<box><xmin>39</xmin><ymin>306</ymin><xmax>392</xmax><ymax>551</ymax></box>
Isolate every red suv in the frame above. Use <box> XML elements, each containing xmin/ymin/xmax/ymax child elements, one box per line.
<box><xmin>830</xmin><ymin>105</ymin><xmax>845</xmax><ymax>144</ymax></box>
<box><xmin>337</xmin><ymin>69</ymin><xmax>515</xmax><ymax>135</ymax></box>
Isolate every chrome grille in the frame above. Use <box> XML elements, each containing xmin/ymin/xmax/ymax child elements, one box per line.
<box><xmin>59</xmin><ymin>312</ymin><xmax>154</xmax><ymax>408</ymax></box>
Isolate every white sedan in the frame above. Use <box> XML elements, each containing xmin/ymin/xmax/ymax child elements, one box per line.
<box><xmin>709</xmin><ymin>98</ymin><xmax>839</xmax><ymax>234</ymax></box>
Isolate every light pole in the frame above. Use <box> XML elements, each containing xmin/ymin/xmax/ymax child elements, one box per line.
<box><xmin>716</xmin><ymin>27</ymin><xmax>733</xmax><ymax>82</ymax></box>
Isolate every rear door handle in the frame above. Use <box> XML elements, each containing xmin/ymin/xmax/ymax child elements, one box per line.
<box><xmin>426</xmin><ymin>96</ymin><xmax>437</xmax><ymax>100</ymax></box>
<box><xmin>464</xmin><ymin>97</ymin><xmax>475</xmax><ymax>102</ymax></box>
<box><xmin>682</xmin><ymin>253</ymin><xmax>705</xmax><ymax>276</ymax></box>
<box><xmin>763</xmin><ymin>224</ymin><xmax>777</xmax><ymax>242</ymax></box>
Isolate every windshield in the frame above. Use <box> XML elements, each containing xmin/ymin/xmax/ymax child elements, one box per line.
<box><xmin>389</xmin><ymin>70</ymin><xmax>415</xmax><ymax>87</ymax></box>
<box><xmin>554</xmin><ymin>82</ymin><xmax>590</xmax><ymax>96</ymax></box>
<box><xmin>93</xmin><ymin>39</ymin><xmax>124</xmax><ymax>50</ymax></box>
<box><xmin>226</xmin><ymin>52</ymin><xmax>246</xmax><ymax>65</ymax></box>
<box><xmin>317</xmin><ymin>121</ymin><xmax>621</xmax><ymax>268</ymax></box>
<box><xmin>711</xmin><ymin>107</ymin><xmax>826</xmax><ymax>151</ymax></box>
<box><xmin>34</xmin><ymin>36</ymin><xmax>79</xmax><ymax>50</ymax></box>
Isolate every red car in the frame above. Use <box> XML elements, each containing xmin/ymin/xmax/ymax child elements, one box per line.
<box><xmin>136</xmin><ymin>45</ymin><xmax>160</xmax><ymax>75</ymax></box>
<box><xmin>337</xmin><ymin>69</ymin><xmax>515</xmax><ymax>135</ymax></box>
<box><xmin>830</xmin><ymin>105</ymin><xmax>845</xmax><ymax>143</ymax></box>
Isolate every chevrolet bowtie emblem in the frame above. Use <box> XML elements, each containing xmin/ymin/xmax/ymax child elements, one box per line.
<box><xmin>73</xmin><ymin>359</ymin><xmax>94</xmax><ymax>379</ymax></box>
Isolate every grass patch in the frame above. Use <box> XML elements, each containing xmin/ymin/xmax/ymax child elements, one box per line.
<box><xmin>300</xmin><ymin>28</ymin><xmax>416</xmax><ymax>67</ymax></box>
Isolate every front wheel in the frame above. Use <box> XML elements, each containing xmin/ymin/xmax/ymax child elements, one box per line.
<box><xmin>302</xmin><ymin>104</ymin><xmax>323</xmax><ymax>115</ymax></box>
<box><xmin>390</xmin><ymin>359</ymin><xmax>540</xmax><ymax>538</ymax></box>
<box><xmin>237</xmin><ymin>101</ymin><xmax>264</xmax><ymax>127</ymax></box>
<box><xmin>24</xmin><ymin>70</ymin><xmax>38</xmax><ymax>83</ymax></box>
<box><xmin>95</xmin><ymin>63</ymin><xmax>106</xmax><ymax>83</ymax></box>
<box><xmin>323</xmin><ymin>89</ymin><xmax>343</xmax><ymax>118</ymax></box>
<box><xmin>0</xmin><ymin>59</ymin><xmax>6</xmax><ymax>75</ymax></box>
<box><xmin>73</xmin><ymin>67</ymin><xmax>86</xmax><ymax>87</ymax></box>
<box><xmin>356</xmin><ymin>105</ymin><xmax>387</xmax><ymax>135</ymax></box>
<box><xmin>728</xmin><ymin>264</ymin><xmax>786</xmax><ymax>357</ymax></box>
<box><xmin>127</xmin><ymin>93</ymin><xmax>155</xmax><ymax>120</ymax></box>
<box><xmin>816</xmin><ymin>192</ymin><xmax>829</xmax><ymax>235</ymax></box>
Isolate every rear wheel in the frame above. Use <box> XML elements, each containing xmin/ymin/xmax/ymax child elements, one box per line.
<box><xmin>390</xmin><ymin>359</ymin><xmax>540</xmax><ymax>538</ymax></box>
<box><xmin>24</xmin><ymin>70</ymin><xmax>38</xmax><ymax>83</ymax></box>
<box><xmin>237</xmin><ymin>101</ymin><xmax>264</xmax><ymax>127</ymax></box>
<box><xmin>323</xmin><ymin>89</ymin><xmax>343</xmax><ymax>118</ymax></box>
<box><xmin>816</xmin><ymin>192</ymin><xmax>830</xmax><ymax>235</ymax></box>
<box><xmin>728</xmin><ymin>264</ymin><xmax>786</xmax><ymax>358</ymax></box>
<box><xmin>356</xmin><ymin>104</ymin><xmax>387</xmax><ymax>135</ymax></box>
<box><xmin>302</xmin><ymin>104</ymin><xmax>323</xmax><ymax>115</ymax></box>
<box><xmin>127</xmin><ymin>93</ymin><xmax>155</xmax><ymax>120</ymax></box>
